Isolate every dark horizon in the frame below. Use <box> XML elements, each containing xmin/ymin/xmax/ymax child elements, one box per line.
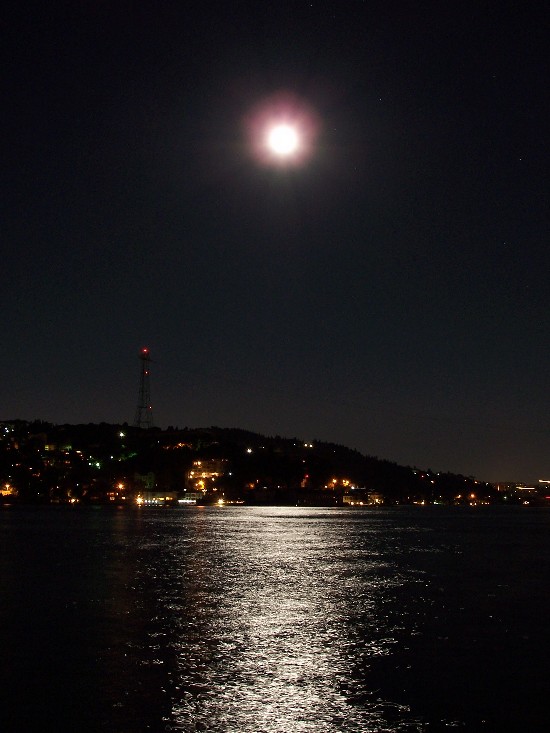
<box><xmin>3</xmin><ymin>2</ymin><xmax>549</xmax><ymax>483</ymax></box>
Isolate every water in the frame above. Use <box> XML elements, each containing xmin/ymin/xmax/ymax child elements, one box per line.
<box><xmin>1</xmin><ymin>506</ymin><xmax>549</xmax><ymax>732</ymax></box>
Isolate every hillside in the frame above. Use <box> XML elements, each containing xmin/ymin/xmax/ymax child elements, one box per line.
<box><xmin>0</xmin><ymin>420</ymin><xmax>498</xmax><ymax>506</ymax></box>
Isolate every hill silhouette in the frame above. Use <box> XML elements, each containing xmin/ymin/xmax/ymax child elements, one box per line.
<box><xmin>0</xmin><ymin>420</ymin><xmax>495</xmax><ymax>505</ymax></box>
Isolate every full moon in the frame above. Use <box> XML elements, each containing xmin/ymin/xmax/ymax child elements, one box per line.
<box><xmin>267</xmin><ymin>124</ymin><xmax>299</xmax><ymax>156</ymax></box>
<box><xmin>245</xmin><ymin>91</ymin><xmax>319</xmax><ymax>166</ymax></box>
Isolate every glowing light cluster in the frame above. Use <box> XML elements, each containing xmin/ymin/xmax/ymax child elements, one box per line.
<box><xmin>267</xmin><ymin>124</ymin><xmax>299</xmax><ymax>156</ymax></box>
<box><xmin>245</xmin><ymin>91</ymin><xmax>319</xmax><ymax>167</ymax></box>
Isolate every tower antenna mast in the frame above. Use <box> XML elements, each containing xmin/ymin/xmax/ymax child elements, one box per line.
<box><xmin>134</xmin><ymin>347</ymin><xmax>153</xmax><ymax>429</ymax></box>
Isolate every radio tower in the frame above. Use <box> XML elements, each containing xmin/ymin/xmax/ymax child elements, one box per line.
<box><xmin>134</xmin><ymin>347</ymin><xmax>154</xmax><ymax>429</ymax></box>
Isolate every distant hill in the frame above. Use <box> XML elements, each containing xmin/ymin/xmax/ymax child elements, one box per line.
<box><xmin>0</xmin><ymin>420</ymin><xmax>496</xmax><ymax>505</ymax></box>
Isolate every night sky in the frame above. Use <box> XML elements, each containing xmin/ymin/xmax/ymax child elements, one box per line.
<box><xmin>3</xmin><ymin>1</ymin><xmax>549</xmax><ymax>482</ymax></box>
